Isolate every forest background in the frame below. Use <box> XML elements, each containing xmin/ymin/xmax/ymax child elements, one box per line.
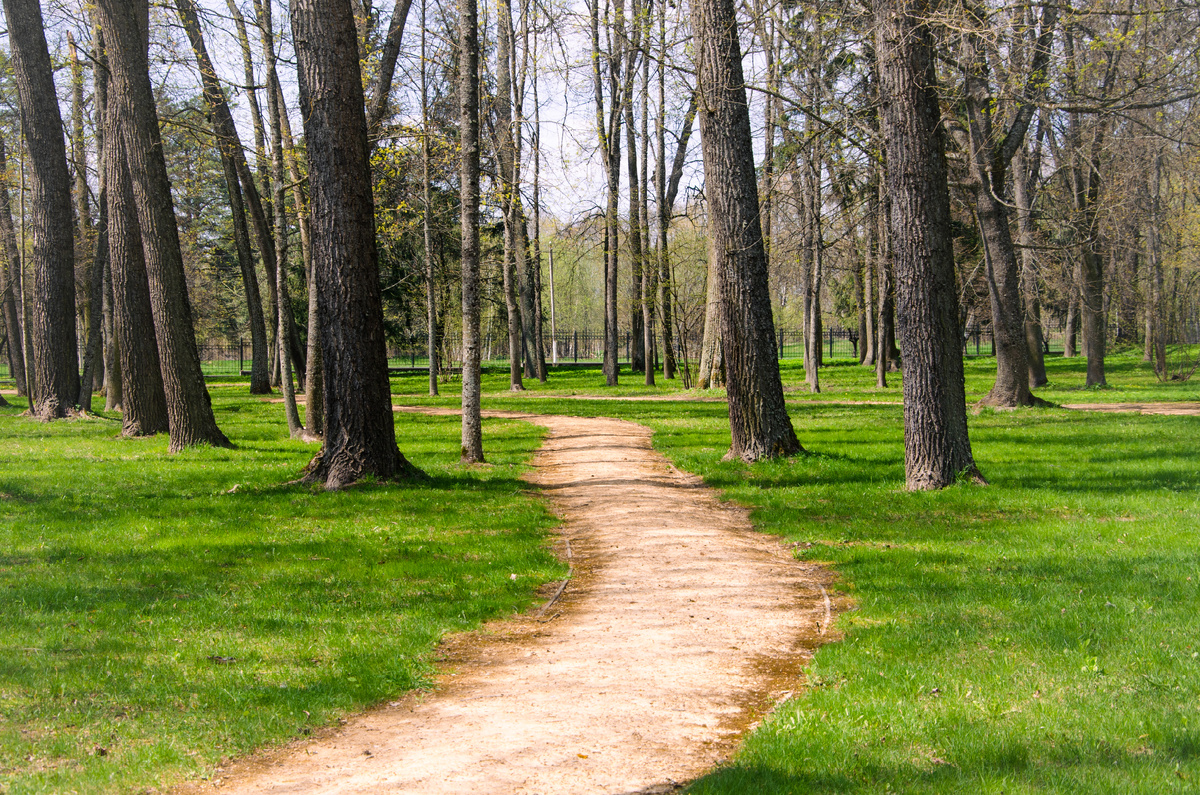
<box><xmin>0</xmin><ymin>0</ymin><xmax>1197</xmax><ymax>405</ymax></box>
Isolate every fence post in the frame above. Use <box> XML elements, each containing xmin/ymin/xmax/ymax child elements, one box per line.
<box><xmin>573</xmin><ymin>331</ymin><xmax>578</xmax><ymax>363</ymax></box>
<box><xmin>778</xmin><ymin>329</ymin><xmax>784</xmax><ymax>359</ymax></box>
<box><xmin>626</xmin><ymin>332</ymin><xmax>630</xmax><ymax>364</ymax></box>
<box><xmin>829</xmin><ymin>327</ymin><xmax>834</xmax><ymax>360</ymax></box>
<box><xmin>239</xmin><ymin>338</ymin><xmax>243</xmax><ymax>375</ymax></box>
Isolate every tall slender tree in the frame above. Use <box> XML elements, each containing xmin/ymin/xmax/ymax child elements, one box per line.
<box><xmin>291</xmin><ymin>0</ymin><xmax>422</xmax><ymax>487</ymax></box>
<box><xmin>0</xmin><ymin>136</ymin><xmax>28</xmax><ymax>398</ymax></box>
<box><xmin>3</xmin><ymin>0</ymin><xmax>80</xmax><ymax>418</ymax></box>
<box><xmin>459</xmin><ymin>0</ymin><xmax>484</xmax><ymax>462</ymax></box>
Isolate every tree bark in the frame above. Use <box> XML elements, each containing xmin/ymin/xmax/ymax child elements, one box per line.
<box><xmin>96</xmin><ymin>0</ymin><xmax>229</xmax><ymax>450</ymax></box>
<box><xmin>4</xmin><ymin>0</ymin><xmax>81</xmax><ymax>418</ymax></box>
<box><xmin>692</xmin><ymin>0</ymin><xmax>800</xmax><ymax>461</ymax></box>
<box><xmin>876</xmin><ymin>0</ymin><xmax>984</xmax><ymax>489</ymax></box>
<box><xmin>104</xmin><ymin>95</ymin><xmax>170</xmax><ymax>438</ymax></box>
<box><xmin>69</xmin><ymin>33</ymin><xmax>103</xmax><ymax>409</ymax></box>
<box><xmin>1013</xmin><ymin>131</ymin><xmax>1048</xmax><ymax>388</ymax></box>
<box><xmin>459</xmin><ymin>0</ymin><xmax>484</xmax><ymax>462</ymax></box>
<box><xmin>291</xmin><ymin>0</ymin><xmax>422</xmax><ymax>487</ymax></box>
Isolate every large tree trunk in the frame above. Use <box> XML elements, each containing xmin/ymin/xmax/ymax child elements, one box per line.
<box><xmin>291</xmin><ymin>0</ymin><xmax>422</xmax><ymax>487</ymax></box>
<box><xmin>104</xmin><ymin>98</ymin><xmax>170</xmax><ymax>438</ymax></box>
<box><xmin>4</xmin><ymin>0</ymin><xmax>80</xmax><ymax>418</ymax></box>
<box><xmin>0</xmin><ymin>136</ymin><xmax>28</xmax><ymax>397</ymax></box>
<box><xmin>173</xmin><ymin>0</ymin><xmax>271</xmax><ymax>396</ymax></box>
<box><xmin>876</xmin><ymin>0</ymin><xmax>983</xmax><ymax>490</ymax></box>
<box><xmin>692</xmin><ymin>0</ymin><xmax>800</xmax><ymax>461</ymax></box>
<box><xmin>458</xmin><ymin>0</ymin><xmax>483</xmax><ymax>462</ymax></box>
<box><xmin>96</xmin><ymin>0</ymin><xmax>230</xmax><ymax>450</ymax></box>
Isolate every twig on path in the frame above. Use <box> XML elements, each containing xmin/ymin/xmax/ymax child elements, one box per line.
<box><xmin>537</xmin><ymin>577</ymin><xmax>571</xmax><ymax>619</ymax></box>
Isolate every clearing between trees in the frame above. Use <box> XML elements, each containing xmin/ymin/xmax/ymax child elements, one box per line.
<box><xmin>187</xmin><ymin>410</ymin><xmax>838</xmax><ymax>794</ymax></box>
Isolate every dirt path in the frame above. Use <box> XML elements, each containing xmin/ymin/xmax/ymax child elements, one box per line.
<box><xmin>1061</xmin><ymin>402</ymin><xmax>1200</xmax><ymax>416</ymax></box>
<box><xmin>191</xmin><ymin>410</ymin><xmax>836</xmax><ymax>795</ymax></box>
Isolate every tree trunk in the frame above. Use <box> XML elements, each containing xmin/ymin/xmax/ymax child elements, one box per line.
<box><xmin>96</xmin><ymin>0</ymin><xmax>229</xmax><ymax>450</ymax></box>
<box><xmin>1013</xmin><ymin>134</ymin><xmax>1048</xmax><ymax>388</ymax></box>
<box><xmin>174</xmin><ymin>0</ymin><xmax>271</xmax><ymax>395</ymax></box>
<box><xmin>104</xmin><ymin>96</ymin><xmax>170</xmax><ymax>438</ymax></box>
<box><xmin>692</xmin><ymin>0</ymin><xmax>800</xmax><ymax>461</ymax></box>
<box><xmin>0</xmin><ymin>136</ymin><xmax>28</xmax><ymax>397</ymax></box>
<box><xmin>291</xmin><ymin>0</ymin><xmax>422</xmax><ymax>487</ymax></box>
<box><xmin>226</xmin><ymin>0</ymin><xmax>278</xmax><ymax>376</ymax></box>
<box><xmin>1064</xmin><ymin>274</ymin><xmax>1079</xmax><ymax>357</ymax></box>
<box><xmin>530</xmin><ymin>41</ymin><xmax>548</xmax><ymax>383</ymax></box>
<box><xmin>974</xmin><ymin>190</ymin><xmax>1035</xmax><ymax>406</ymax></box>
<box><xmin>420</xmin><ymin>0</ymin><xmax>438</xmax><ymax>397</ymax></box>
<box><xmin>4</xmin><ymin>0</ymin><xmax>80</xmax><ymax>418</ymax></box>
<box><xmin>257</xmin><ymin>0</ymin><xmax>306</xmax><ymax>391</ymax></box>
<box><xmin>495</xmin><ymin>0</ymin><xmax>525</xmax><ymax>391</ymax></box>
<box><xmin>876</xmin><ymin>187</ymin><xmax>899</xmax><ymax>387</ymax></box>
<box><xmin>69</xmin><ymin>33</ymin><xmax>103</xmax><ymax>410</ymax></box>
<box><xmin>593</xmin><ymin>0</ymin><xmax>623</xmax><ymax>386</ymax></box>
<box><xmin>876</xmin><ymin>0</ymin><xmax>983</xmax><ymax>489</ymax></box>
<box><xmin>92</xmin><ymin>29</ymin><xmax>121</xmax><ymax>412</ymax></box>
<box><xmin>271</xmin><ymin>82</ymin><xmax>323</xmax><ymax>429</ymax></box>
<box><xmin>365</xmin><ymin>0</ymin><xmax>416</xmax><ymax>135</ymax></box>
<box><xmin>459</xmin><ymin>0</ymin><xmax>483</xmax><ymax>462</ymax></box>
<box><xmin>696</xmin><ymin>233</ymin><xmax>723</xmax><ymax>390</ymax></box>
<box><xmin>863</xmin><ymin>177</ymin><xmax>878</xmax><ymax>367</ymax></box>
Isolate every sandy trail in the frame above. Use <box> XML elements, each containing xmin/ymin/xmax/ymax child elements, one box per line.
<box><xmin>1061</xmin><ymin>402</ymin><xmax>1200</xmax><ymax>416</ymax></box>
<box><xmin>192</xmin><ymin>410</ymin><xmax>834</xmax><ymax>795</ymax></box>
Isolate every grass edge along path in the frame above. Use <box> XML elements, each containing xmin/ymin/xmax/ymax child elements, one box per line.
<box><xmin>0</xmin><ymin>391</ymin><xmax>566</xmax><ymax>795</ymax></box>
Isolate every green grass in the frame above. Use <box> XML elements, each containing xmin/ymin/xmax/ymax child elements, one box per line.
<box><xmin>2</xmin><ymin>349</ymin><xmax>1198</xmax><ymax>793</ymax></box>
<box><xmin>0</xmin><ymin>391</ymin><xmax>565</xmax><ymax>794</ymax></box>
<box><xmin>464</xmin><ymin>351</ymin><xmax>1199</xmax><ymax>794</ymax></box>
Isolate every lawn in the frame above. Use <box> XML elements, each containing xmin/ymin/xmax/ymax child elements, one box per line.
<box><xmin>0</xmin><ymin>392</ymin><xmax>564</xmax><ymax>794</ymax></box>
<box><xmin>2</xmin><ymin>349</ymin><xmax>1198</xmax><ymax>793</ymax></box>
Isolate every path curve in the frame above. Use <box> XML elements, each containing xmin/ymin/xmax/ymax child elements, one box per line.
<box><xmin>187</xmin><ymin>411</ymin><xmax>836</xmax><ymax>794</ymax></box>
